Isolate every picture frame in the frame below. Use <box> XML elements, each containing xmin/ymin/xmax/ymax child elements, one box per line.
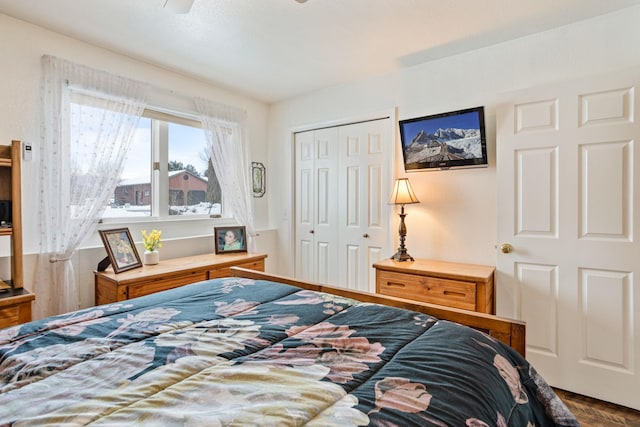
<box><xmin>214</xmin><ymin>226</ymin><xmax>247</xmax><ymax>254</ymax></box>
<box><xmin>251</xmin><ymin>162</ymin><xmax>266</xmax><ymax>198</ymax></box>
<box><xmin>98</xmin><ymin>228</ymin><xmax>142</xmax><ymax>273</ymax></box>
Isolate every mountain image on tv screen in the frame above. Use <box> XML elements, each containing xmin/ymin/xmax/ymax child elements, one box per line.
<box><xmin>404</xmin><ymin>126</ymin><xmax>482</xmax><ymax>164</ymax></box>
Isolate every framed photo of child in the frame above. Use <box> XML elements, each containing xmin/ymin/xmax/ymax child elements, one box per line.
<box><xmin>214</xmin><ymin>226</ymin><xmax>247</xmax><ymax>254</ymax></box>
<box><xmin>98</xmin><ymin>228</ymin><xmax>142</xmax><ymax>273</ymax></box>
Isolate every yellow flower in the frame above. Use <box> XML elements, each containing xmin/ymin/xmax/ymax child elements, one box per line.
<box><xmin>141</xmin><ymin>229</ymin><xmax>162</xmax><ymax>252</ymax></box>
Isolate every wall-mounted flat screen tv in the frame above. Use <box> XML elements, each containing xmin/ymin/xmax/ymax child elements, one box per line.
<box><xmin>399</xmin><ymin>106</ymin><xmax>487</xmax><ymax>171</ymax></box>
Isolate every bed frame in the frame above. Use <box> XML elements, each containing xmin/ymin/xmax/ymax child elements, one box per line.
<box><xmin>231</xmin><ymin>267</ymin><xmax>526</xmax><ymax>357</ymax></box>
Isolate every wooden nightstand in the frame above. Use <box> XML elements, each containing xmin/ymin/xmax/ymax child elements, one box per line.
<box><xmin>0</xmin><ymin>288</ymin><xmax>35</xmax><ymax>328</ymax></box>
<box><xmin>373</xmin><ymin>258</ymin><xmax>495</xmax><ymax>314</ymax></box>
<box><xmin>94</xmin><ymin>252</ymin><xmax>267</xmax><ymax>305</ymax></box>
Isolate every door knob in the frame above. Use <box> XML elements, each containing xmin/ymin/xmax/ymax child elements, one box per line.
<box><xmin>363</xmin><ymin>233</ymin><xmax>369</xmax><ymax>238</ymax></box>
<box><xmin>500</xmin><ymin>243</ymin><xmax>513</xmax><ymax>254</ymax></box>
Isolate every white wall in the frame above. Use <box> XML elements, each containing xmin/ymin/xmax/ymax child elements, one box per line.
<box><xmin>0</xmin><ymin>13</ymin><xmax>277</xmax><ymax>310</ymax></box>
<box><xmin>268</xmin><ymin>6</ymin><xmax>640</xmax><ymax>276</ymax></box>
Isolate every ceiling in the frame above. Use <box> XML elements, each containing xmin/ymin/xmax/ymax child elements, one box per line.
<box><xmin>1</xmin><ymin>0</ymin><xmax>639</xmax><ymax>103</ymax></box>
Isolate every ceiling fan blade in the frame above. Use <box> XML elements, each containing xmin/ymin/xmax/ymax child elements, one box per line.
<box><xmin>162</xmin><ymin>0</ymin><xmax>195</xmax><ymax>14</ymax></box>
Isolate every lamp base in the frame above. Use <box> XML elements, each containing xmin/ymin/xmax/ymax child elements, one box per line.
<box><xmin>391</xmin><ymin>205</ymin><xmax>414</xmax><ymax>262</ymax></box>
<box><xmin>390</xmin><ymin>249</ymin><xmax>414</xmax><ymax>262</ymax></box>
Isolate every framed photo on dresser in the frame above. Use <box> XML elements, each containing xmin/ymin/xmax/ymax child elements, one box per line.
<box><xmin>214</xmin><ymin>226</ymin><xmax>247</xmax><ymax>254</ymax></box>
<box><xmin>99</xmin><ymin>228</ymin><xmax>142</xmax><ymax>273</ymax></box>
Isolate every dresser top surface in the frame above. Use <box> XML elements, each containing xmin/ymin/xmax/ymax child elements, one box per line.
<box><xmin>0</xmin><ymin>287</ymin><xmax>35</xmax><ymax>307</ymax></box>
<box><xmin>373</xmin><ymin>258</ymin><xmax>494</xmax><ymax>282</ymax></box>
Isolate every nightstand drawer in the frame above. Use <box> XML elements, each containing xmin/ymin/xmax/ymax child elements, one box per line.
<box><xmin>0</xmin><ymin>292</ymin><xmax>34</xmax><ymax>327</ymax></box>
<box><xmin>374</xmin><ymin>258</ymin><xmax>495</xmax><ymax>314</ymax></box>
<box><xmin>377</xmin><ymin>270</ymin><xmax>477</xmax><ymax>311</ymax></box>
<box><xmin>0</xmin><ymin>306</ymin><xmax>19</xmax><ymax>329</ymax></box>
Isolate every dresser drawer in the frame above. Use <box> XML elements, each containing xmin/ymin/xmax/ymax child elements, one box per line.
<box><xmin>377</xmin><ymin>270</ymin><xmax>477</xmax><ymax>311</ymax></box>
<box><xmin>208</xmin><ymin>259</ymin><xmax>265</xmax><ymax>279</ymax></box>
<box><xmin>128</xmin><ymin>272</ymin><xmax>208</xmax><ymax>299</ymax></box>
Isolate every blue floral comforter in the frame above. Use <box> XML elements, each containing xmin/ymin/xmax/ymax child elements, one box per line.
<box><xmin>0</xmin><ymin>277</ymin><xmax>578</xmax><ymax>426</ymax></box>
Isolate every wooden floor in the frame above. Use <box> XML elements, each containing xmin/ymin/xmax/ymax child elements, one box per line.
<box><xmin>554</xmin><ymin>389</ymin><xmax>640</xmax><ymax>427</ymax></box>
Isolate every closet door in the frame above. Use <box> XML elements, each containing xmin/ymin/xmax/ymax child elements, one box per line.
<box><xmin>294</xmin><ymin>128</ymin><xmax>339</xmax><ymax>285</ymax></box>
<box><xmin>337</xmin><ymin>119</ymin><xmax>391</xmax><ymax>292</ymax></box>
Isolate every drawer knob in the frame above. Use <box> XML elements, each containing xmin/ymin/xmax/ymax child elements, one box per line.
<box><xmin>363</xmin><ymin>233</ymin><xmax>369</xmax><ymax>238</ymax></box>
<box><xmin>387</xmin><ymin>282</ymin><xmax>406</xmax><ymax>288</ymax></box>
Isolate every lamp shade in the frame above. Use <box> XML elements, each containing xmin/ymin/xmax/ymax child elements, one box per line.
<box><xmin>389</xmin><ymin>178</ymin><xmax>419</xmax><ymax>205</ymax></box>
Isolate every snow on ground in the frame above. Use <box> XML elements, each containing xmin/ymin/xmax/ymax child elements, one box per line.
<box><xmin>102</xmin><ymin>203</ymin><xmax>221</xmax><ymax>218</ymax></box>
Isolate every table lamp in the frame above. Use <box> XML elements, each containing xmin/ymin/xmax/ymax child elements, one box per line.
<box><xmin>389</xmin><ymin>178</ymin><xmax>419</xmax><ymax>261</ymax></box>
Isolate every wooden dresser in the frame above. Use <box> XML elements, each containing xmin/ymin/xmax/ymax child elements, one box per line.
<box><xmin>94</xmin><ymin>252</ymin><xmax>267</xmax><ymax>305</ymax></box>
<box><xmin>373</xmin><ymin>258</ymin><xmax>495</xmax><ymax>314</ymax></box>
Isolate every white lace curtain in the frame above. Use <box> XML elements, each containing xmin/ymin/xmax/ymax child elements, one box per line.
<box><xmin>194</xmin><ymin>98</ymin><xmax>256</xmax><ymax>251</ymax></box>
<box><xmin>36</xmin><ymin>55</ymin><xmax>148</xmax><ymax>319</ymax></box>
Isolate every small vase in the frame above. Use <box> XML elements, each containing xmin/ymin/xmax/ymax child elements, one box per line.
<box><xmin>143</xmin><ymin>250</ymin><xmax>160</xmax><ymax>265</ymax></box>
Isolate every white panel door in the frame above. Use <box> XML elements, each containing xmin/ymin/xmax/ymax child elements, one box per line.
<box><xmin>337</xmin><ymin>119</ymin><xmax>391</xmax><ymax>292</ymax></box>
<box><xmin>496</xmin><ymin>69</ymin><xmax>640</xmax><ymax>409</ymax></box>
<box><xmin>295</xmin><ymin>130</ymin><xmax>315</xmax><ymax>283</ymax></box>
<box><xmin>295</xmin><ymin>128</ymin><xmax>339</xmax><ymax>285</ymax></box>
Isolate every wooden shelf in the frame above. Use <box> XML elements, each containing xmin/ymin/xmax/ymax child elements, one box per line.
<box><xmin>0</xmin><ymin>140</ymin><xmax>30</xmax><ymax>327</ymax></box>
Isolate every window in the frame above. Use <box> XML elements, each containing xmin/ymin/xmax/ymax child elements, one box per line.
<box><xmin>108</xmin><ymin>117</ymin><xmax>151</xmax><ymax>217</ymax></box>
<box><xmin>99</xmin><ymin>109</ymin><xmax>222</xmax><ymax>219</ymax></box>
<box><xmin>167</xmin><ymin>121</ymin><xmax>221</xmax><ymax>216</ymax></box>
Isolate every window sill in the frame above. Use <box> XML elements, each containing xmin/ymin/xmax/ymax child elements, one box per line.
<box><xmin>86</xmin><ymin>216</ymin><xmax>239</xmax><ymax>249</ymax></box>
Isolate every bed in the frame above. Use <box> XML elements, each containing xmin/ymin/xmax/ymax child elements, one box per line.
<box><xmin>0</xmin><ymin>268</ymin><xmax>578</xmax><ymax>426</ymax></box>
